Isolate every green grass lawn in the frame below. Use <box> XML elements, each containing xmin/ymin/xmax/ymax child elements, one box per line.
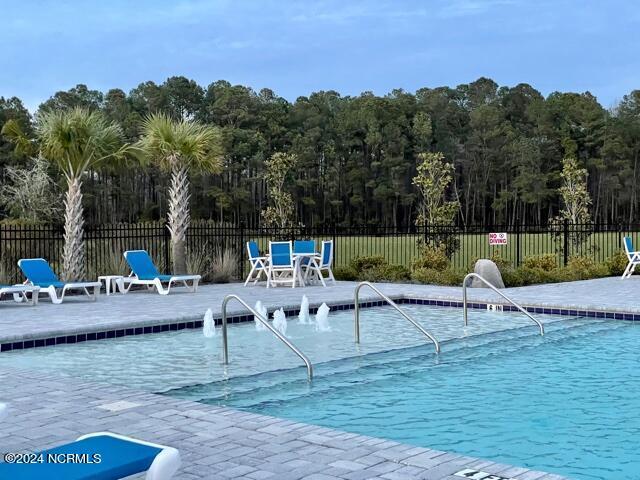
<box><xmin>251</xmin><ymin>230</ymin><xmax>628</xmax><ymax>271</ymax></box>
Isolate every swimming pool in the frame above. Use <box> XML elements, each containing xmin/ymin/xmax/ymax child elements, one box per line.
<box><xmin>174</xmin><ymin>318</ymin><xmax>638</xmax><ymax>480</ymax></box>
<box><xmin>2</xmin><ymin>304</ymin><xmax>634</xmax><ymax>479</ymax></box>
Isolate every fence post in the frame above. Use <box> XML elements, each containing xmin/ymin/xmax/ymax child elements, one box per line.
<box><xmin>332</xmin><ymin>223</ymin><xmax>337</xmax><ymax>265</ymax></box>
<box><xmin>239</xmin><ymin>220</ymin><xmax>245</xmax><ymax>279</ymax></box>
<box><xmin>515</xmin><ymin>222</ymin><xmax>521</xmax><ymax>267</ymax></box>
<box><xmin>618</xmin><ymin>222</ymin><xmax>623</xmax><ymax>250</ymax></box>
<box><xmin>563</xmin><ymin>219</ymin><xmax>569</xmax><ymax>266</ymax></box>
<box><xmin>163</xmin><ymin>223</ymin><xmax>170</xmax><ymax>273</ymax></box>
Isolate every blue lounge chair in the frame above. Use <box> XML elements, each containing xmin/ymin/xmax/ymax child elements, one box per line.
<box><xmin>0</xmin><ymin>284</ymin><xmax>40</xmax><ymax>305</ymax></box>
<box><xmin>267</xmin><ymin>241</ymin><xmax>298</xmax><ymax>288</ymax></box>
<box><xmin>0</xmin><ymin>430</ymin><xmax>180</xmax><ymax>480</ymax></box>
<box><xmin>622</xmin><ymin>236</ymin><xmax>640</xmax><ymax>279</ymax></box>
<box><xmin>244</xmin><ymin>241</ymin><xmax>269</xmax><ymax>286</ymax></box>
<box><xmin>123</xmin><ymin>250</ymin><xmax>200</xmax><ymax>295</ymax></box>
<box><xmin>18</xmin><ymin>258</ymin><xmax>100</xmax><ymax>305</ymax></box>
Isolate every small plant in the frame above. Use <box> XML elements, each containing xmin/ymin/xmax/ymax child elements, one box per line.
<box><xmin>411</xmin><ymin>267</ymin><xmax>465</xmax><ymax>286</ymax></box>
<box><xmin>104</xmin><ymin>248</ymin><xmax>129</xmax><ymax>276</ymax></box>
<box><xmin>605</xmin><ymin>250</ymin><xmax>627</xmax><ymax>277</ymax></box>
<box><xmin>210</xmin><ymin>248</ymin><xmax>238</xmax><ymax>283</ymax></box>
<box><xmin>522</xmin><ymin>254</ymin><xmax>557</xmax><ymax>271</ymax></box>
<box><xmin>186</xmin><ymin>243</ymin><xmax>212</xmax><ymax>278</ymax></box>
<box><xmin>360</xmin><ymin>264</ymin><xmax>410</xmax><ymax>282</ymax></box>
<box><xmin>333</xmin><ymin>266</ymin><xmax>358</xmax><ymax>281</ymax></box>
<box><xmin>411</xmin><ymin>246</ymin><xmax>450</xmax><ymax>272</ymax></box>
<box><xmin>349</xmin><ymin>255</ymin><xmax>388</xmax><ymax>272</ymax></box>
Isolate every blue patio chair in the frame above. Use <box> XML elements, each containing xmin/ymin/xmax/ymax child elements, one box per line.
<box><xmin>123</xmin><ymin>250</ymin><xmax>200</xmax><ymax>295</ymax></box>
<box><xmin>293</xmin><ymin>239</ymin><xmax>316</xmax><ymax>273</ymax></box>
<box><xmin>244</xmin><ymin>241</ymin><xmax>269</xmax><ymax>286</ymax></box>
<box><xmin>18</xmin><ymin>258</ymin><xmax>101</xmax><ymax>304</ymax></box>
<box><xmin>0</xmin><ymin>430</ymin><xmax>181</xmax><ymax>480</ymax></box>
<box><xmin>0</xmin><ymin>284</ymin><xmax>40</xmax><ymax>305</ymax></box>
<box><xmin>622</xmin><ymin>236</ymin><xmax>640</xmax><ymax>279</ymax></box>
<box><xmin>304</xmin><ymin>240</ymin><xmax>336</xmax><ymax>287</ymax></box>
<box><xmin>267</xmin><ymin>241</ymin><xmax>297</xmax><ymax>288</ymax></box>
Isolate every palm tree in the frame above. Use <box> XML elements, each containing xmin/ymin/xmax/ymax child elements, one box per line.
<box><xmin>137</xmin><ymin>113</ymin><xmax>223</xmax><ymax>274</ymax></box>
<box><xmin>35</xmin><ymin>108</ymin><xmax>128</xmax><ymax>280</ymax></box>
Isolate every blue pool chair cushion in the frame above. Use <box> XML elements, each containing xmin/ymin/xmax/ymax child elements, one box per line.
<box><xmin>270</xmin><ymin>242</ymin><xmax>293</xmax><ymax>267</ymax></box>
<box><xmin>124</xmin><ymin>250</ymin><xmax>162</xmax><ymax>280</ymax></box>
<box><xmin>0</xmin><ymin>434</ymin><xmax>162</xmax><ymax>480</ymax></box>
<box><xmin>247</xmin><ymin>241</ymin><xmax>261</xmax><ymax>260</ymax></box>
<box><xmin>18</xmin><ymin>258</ymin><xmax>63</xmax><ymax>287</ymax></box>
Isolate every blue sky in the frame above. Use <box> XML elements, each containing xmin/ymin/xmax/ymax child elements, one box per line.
<box><xmin>2</xmin><ymin>0</ymin><xmax>638</xmax><ymax>111</ymax></box>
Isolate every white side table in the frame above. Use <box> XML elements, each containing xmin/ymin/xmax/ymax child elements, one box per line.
<box><xmin>98</xmin><ymin>275</ymin><xmax>126</xmax><ymax>295</ymax></box>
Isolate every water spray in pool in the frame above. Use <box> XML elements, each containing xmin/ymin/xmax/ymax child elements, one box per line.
<box><xmin>202</xmin><ymin>308</ymin><xmax>216</xmax><ymax>337</ymax></box>
<box><xmin>273</xmin><ymin>308</ymin><xmax>288</xmax><ymax>335</ymax></box>
<box><xmin>315</xmin><ymin>303</ymin><xmax>331</xmax><ymax>332</ymax></box>
<box><xmin>254</xmin><ymin>301</ymin><xmax>268</xmax><ymax>331</ymax></box>
<box><xmin>298</xmin><ymin>295</ymin><xmax>310</xmax><ymax>324</ymax></box>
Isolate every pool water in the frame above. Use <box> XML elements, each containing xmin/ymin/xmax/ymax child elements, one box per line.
<box><xmin>0</xmin><ymin>304</ymin><xmax>565</xmax><ymax>392</ymax></box>
<box><xmin>173</xmin><ymin>319</ymin><xmax>639</xmax><ymax>480</ymax></box>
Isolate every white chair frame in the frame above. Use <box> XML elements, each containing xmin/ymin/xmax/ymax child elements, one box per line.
<box><xmin>244</xmin><ymin>242</ymin><xmax>269</xmax><ymax>286</ymax></box>
<box><xmin>267</xmin><ymin>241</ymin><xmax>298</xmax><ymax>288</ymax></box>
<box><xmin>304</xmin><ymin>240</ymin><xmax>336</xmax><ymax>287</ymax></box>
<box><xmin>622</xmin><ymin>237</ymin><xmax>640</xmax><ymax>279</ymax></box>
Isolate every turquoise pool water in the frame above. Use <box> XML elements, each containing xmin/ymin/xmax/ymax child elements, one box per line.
<box><xmin>172</xmin><ymin>319</ymin><xmax>640</xmax><ymax>480</ymax></box>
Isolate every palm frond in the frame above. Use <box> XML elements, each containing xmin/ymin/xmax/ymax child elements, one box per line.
<box><xmin>36</xmin><ymin>108</ymin><xmax>129</xmax><ymax>179</ymax></box>
<box><xmin>137</xmin><ymin>113</ymin><xmax>224</xmax><ymax>173</ymax></box>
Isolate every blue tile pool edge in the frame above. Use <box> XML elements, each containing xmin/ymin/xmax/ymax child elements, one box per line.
<box><xmin>0</xmin><ymin>297</ymin><xmax>635</xmax><ymax>352</ymax></box>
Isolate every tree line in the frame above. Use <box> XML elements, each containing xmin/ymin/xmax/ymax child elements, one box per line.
<box><xmin>1</xmin><ymin>76</ymin><xmax>639</xmax><ymax>227</ymax></box>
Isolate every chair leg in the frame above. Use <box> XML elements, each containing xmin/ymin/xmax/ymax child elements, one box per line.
<box><xmin>244</xmin><ymin>264</ymin><xmax>258</xmax><ymax>286</ymax></box>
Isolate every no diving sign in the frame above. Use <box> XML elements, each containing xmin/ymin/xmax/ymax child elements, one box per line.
<box><xmin>488</xmin><ymin>232</ymin><xmax>508</xmax><ymax>246</ymax></box>
<box><xmin>455</xmin><ymin>469</ymin><xmax>514</xmax><ymax>480</ymax></box>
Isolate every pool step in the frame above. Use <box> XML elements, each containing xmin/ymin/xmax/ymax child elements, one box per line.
<box><xmin>165</xmin><ymin>317</ymin><xmax>614</xmax><ymax>408</ymax></box>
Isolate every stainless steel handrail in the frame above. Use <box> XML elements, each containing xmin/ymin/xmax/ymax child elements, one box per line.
<box><xmin>462</xmin><ymin>273</ymin><xmax>544</xmax><ymax>335</ymax></box>
<box><xmin>221</xmin><ymin>294</ymin><xmax>314</xmax><ymax>380</ymax></box>
<box><xmin>354</xmin><ymin>282</ymin><xmax>440</xmax><ymax>353</ymax></box>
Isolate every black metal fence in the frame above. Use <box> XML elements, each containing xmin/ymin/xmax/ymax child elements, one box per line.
<box><xmin>0</xmin><ymin>221</ymin><xmax>635</xmax><ymax>283</ymax></box>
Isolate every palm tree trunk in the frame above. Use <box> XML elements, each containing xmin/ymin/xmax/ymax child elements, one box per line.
<box><xmin>167</xmin><ymin>161</ymin><xmax>190</xmax><ymax>274</ymax></box>
<box><xmin>62</xmin><ymin>177</ymin><xmax>86</xmax><ymax>281</ymax></box>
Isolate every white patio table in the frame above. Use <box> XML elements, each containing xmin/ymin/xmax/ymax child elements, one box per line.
<box><xmin>292</xmin><ymin>252</ymin><xmax>321</xmax><ymax>287</ymax></box>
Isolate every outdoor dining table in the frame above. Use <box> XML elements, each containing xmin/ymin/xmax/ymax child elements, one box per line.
<box><xmin>292</xmin><ymin>252</ymin><xmax>320</xmax><ymax>287</ymax></box>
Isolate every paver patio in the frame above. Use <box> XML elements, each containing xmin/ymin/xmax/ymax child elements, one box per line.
<box><xmin>0</xmin><ymin>276</ymin><xmax>638</xmax><ymax>344</ymax></box>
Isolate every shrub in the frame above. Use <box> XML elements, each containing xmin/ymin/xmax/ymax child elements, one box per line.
<box><xmin>350</xmin><ymin>255</ymin><xmax>388</xmax><ymax>272</ymax></box>
<box><xmin>565</xmin><ymin>255</ymin><xmax>609</xmax><ymax>280</ymax></box>
<box><xmin>361</xmin><ymin>264</ymin><xmax>410</xmax><ymax>282</ymax></box>
<box><xmin>411</xmin><ymin>267</ymin><xmax>465</xmax><ymax>286</ymax></box>
<box><xmin>210</xmin><ymin>248</ymin><xmax>237</xmax><ymax>283</ymax></box>
<box><xmin>500</xmin><ymin>267</ymin><xmax>526</xmax><ymax>287</ymax></box>
<box><xmin>605</xmin><ymin>250</ymin><xmax>627</xmax><ymax>277</ymax></box>
<box><xmin>334</xmin><ymin>266</ymin><xmax>358</xmax><ymax>281</ymax></box>
<box><xmin>522</xmin><ymin>254</ymin><xmax>557</xmax><ymax>271</ymax></box>
<box><xmin>186</xmin><ymin>243</ymin><xmax>212</xmax><ymax>278</ymax></box>
<box><xmin>411</xmin><ymin>246</ymin><xmax>450</xmax><ymax>272</ymax></box>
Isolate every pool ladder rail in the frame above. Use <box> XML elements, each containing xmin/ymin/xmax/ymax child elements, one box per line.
<box><xmin>221</xmin><ymin>294</ymin><xmax>314</xmax><ymax>381</ymax></box>
<box><xmin>462</xmin><ymin>273</ymin><xmax>544</xmax><ymax>336</ymax></box>
<box><xmin>353</xmin><ymin>282</ymin><xmax>441</xmax><ymax>354</ymax></box>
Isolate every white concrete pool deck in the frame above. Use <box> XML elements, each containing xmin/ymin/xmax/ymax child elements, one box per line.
<box><xmin>0</xmin><ymin>276</ymin><xmax>638</xmax><ymax>343</ymax></box>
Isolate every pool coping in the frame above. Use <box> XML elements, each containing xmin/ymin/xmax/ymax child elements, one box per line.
<box><xmin>1</xmin><ymin>293</ymin><xmax>637</xmax><ymax>353</ymax></box>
